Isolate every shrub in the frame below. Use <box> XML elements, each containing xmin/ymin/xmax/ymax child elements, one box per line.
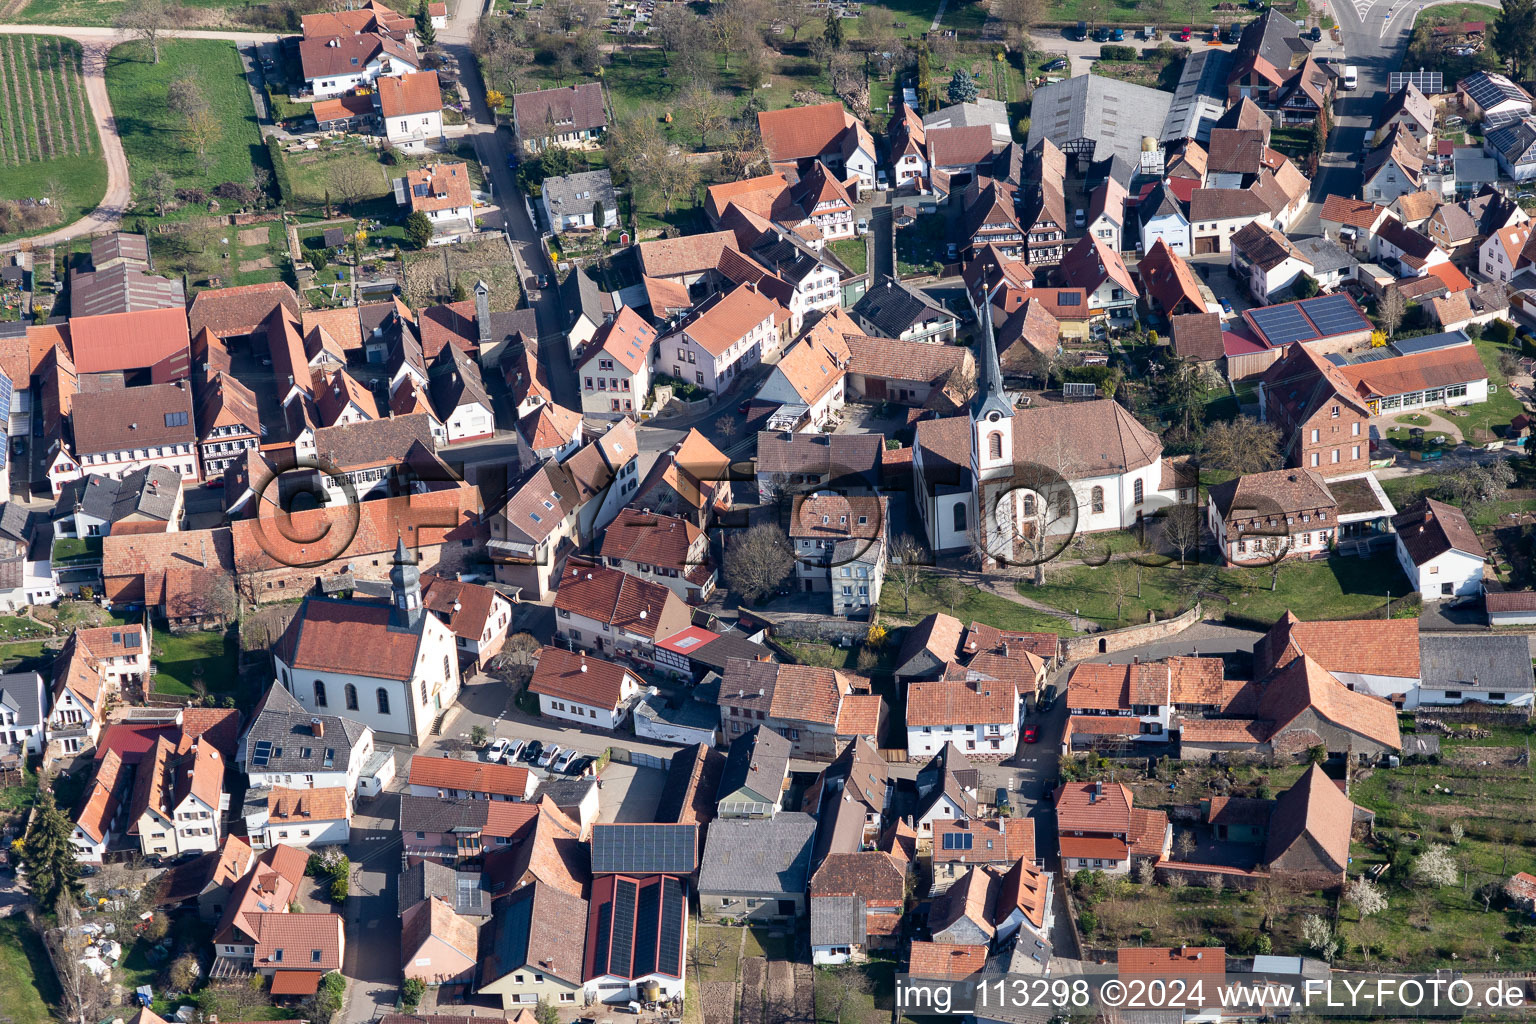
<box><xmin>1078</xmin><ymin>909</ymin><xmax>1098</xmax><ymax>935</ymax></box>
<box><xmin>471</xmin><ymin>724</ymin><xmax>489</xmax><ymax>746</ymax></box>
<box><xmin>1100</xmin><ymin>44</ymin><xmax>1137</xmax><ymax>60</ymax></box>
<box><xmin>1487</xmin><ymin>318</ymin><xmax>1516</xmax><ymax>345</ymax></box>
<box><xmin>330</xmin><ymin>875</ymin><xmax>349</xmax><ymax>902</ymax></box>
<box><xmin>266</xmin><ymin>136</ymin><xmax>292</xmax><ymax>204</ymax></box>
<box><xmin>401</xmin><ymin>978</ymin><xmax>426</xmax><ymax>1012</ymax></box>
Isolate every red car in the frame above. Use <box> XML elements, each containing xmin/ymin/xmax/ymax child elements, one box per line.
<box><xmin>1023</xmin><ymin>725</ymin><xmax>1040</xmax><ymax>744</ymax></box>
<box><xmin>1177</xmin><ymin>26</ymin><xmax>1192</xmax><ymax>40</ymax></box>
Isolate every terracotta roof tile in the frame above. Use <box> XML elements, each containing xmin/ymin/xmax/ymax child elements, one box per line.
<box><xmin>410</xmin><ymin>755</ymin><xmax>532</xmax><ymax>798</ymax></box>
<box><xmin>267</xmin><ymin>786</ymin><xmax>349</xmax><ymax>823</ymax></box>
<box><xmin>529</xmin><ymin>646</ymin><xmax>639</xmax><ymax>709</ymax></box>
<box><xmin>909</xmin><ymin>942</ymin><xmax>990</xmax><ymax>979</ymax></box>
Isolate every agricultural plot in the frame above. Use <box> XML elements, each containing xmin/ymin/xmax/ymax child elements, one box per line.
<box><xmin>0</xmin><ymin>34</ymin><xmax>108</xmax><ymax>241</ymax></box>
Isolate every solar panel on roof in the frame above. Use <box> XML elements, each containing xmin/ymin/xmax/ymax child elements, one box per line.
<box><xmin>592</xmin><ymin>900</ymin><xmax>613</xmax><ymax>977</ymax></box>
<box><xmin>941</xmin><ymin>831</ymin><xmax>974</xmax><ymax>850</ymax></box>
<box><xmin>611</xmin><ymin>879</ymin><xmax>637</xmax><ymax>976</ymax></box>
<box><xmin>633</xmin><ymin>879</ymin><xmax>660</xmax><ymax>978</ymax></box>
<box><xmin>1390</xmin><ymin>70</ymin><xmax>1443</xmax><ymax>95</ymax></box>
<box><xmin>1248</xmin><ymin>304</ymin><xmax>1319</xmax><ymax>346</ymax></box>
<box><xmin>1299</xmin><ymin>293</ymin><xmax>1371</xmax><ymax>337</ymax></box>
<box><xmin>658</xmin><ymin>878</ymin><xmax>685</xmax><ymax>977</ymax></box>
<box><xmin>591</xmin><ymin>824</ymin><xmax>698</xmax><ymax>874</ymax></box>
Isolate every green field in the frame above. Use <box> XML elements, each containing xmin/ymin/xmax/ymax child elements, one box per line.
<box><xmin>0</xmin><ymin>917</ymin><xmax>61</xmax><ymax>1024</ymax></box>
<box><xmin>1025</xmin><ymin>549</ymin><xmax>1413</xmax><ymax>629</ymax></box>
<box><xmin>0</xmin><ymin>35</ymin><xmax>108</xmax><ymax>243</ymax></box>
<box><xmin>879</xmin><ymin>570</ymin><xmax>1077</xmax><ymax>632</ymax></box>
<box><xmin>1412</xmin><ymin>1</ymin><xmax>1497</xmax><ymax>28</ymax></box>
<box><xmin>151</xmin><ymin>628</ymin><xmax>241</xmax><ymax>699</ymax></box>
<box><xmin>104</xmin><ymin>39</ymin><xmax>264</xmax><ymax>216</ymax></box>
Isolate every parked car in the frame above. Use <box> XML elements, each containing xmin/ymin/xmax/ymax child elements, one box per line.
<box><xmin>1111</xmin><ymin>27</ymin><xmax>1125</xmax><ymax>40</ymax></box>
<box><xmin>1221</xmin><ymin>297</ymin><xmax>1234</xmax><ymax>315</ymax></box>
<box><xmin>486</xmin><ymin>738</ymin><xmax>509</xmax><ymax>762</ymax></box>
<box><xmin>995</xmin><ymin>787</ymin><xmax>1012</xmax><ymax>814</ymax></box>
<box><xmin>567</xmin><ymin>754</ymin><xmax>596</xmax><ymax>776</ymax></box>
<box><xmin>537</xmin><ymin>744</ymin><xmax>561</xmax><ymax>768</ymax></box>
<box><xmin>504</xmin><ymin>739</ymin><xmax>526</xmax><ymax>763</ymax></box>
<box><xmin>1023</xmin><ymin>725</ymin><xmax>1040</xmax><ymax>744</ymax></box>
<box><xmin>1225</xmin><ymin>22</ymin><xmax>1242</xmax><ymax>41</ymax></box>
<box><xmin>945</xmin><ymin>241</ymin><xmax>959</xmax><ymax>261</ymax></box>
<box><xmin>1042</xmin><ymin>57</ymin><xmax>1069</xmax><ymax>72</ymax></box>
<box><xmin>1177</xmin><ymin>26</ymin><xmax>1192</xmax><ymax>40</ymax></box>
<box><xmin>11</xmin><ymin>437</ymin><xmax>23</xmax><ymax>457</ymax></box>
<box><xmin>1074</xmin><ymin>208</ymin><xmax>1087</xmax><ymax>228</ymax></box>
<box><xmin>552</xmin><ymin>748</ymin><xmax>577</xmax><ymax>773</ymax></box>
<box><xmin>856</xmin><ymin>217</ymin><xmax>869</xmax><ymax>234</ymax></box>
<box><xmin>1091</xmin><ymin>25</ymin><xmax>1110</xmax><ymax>40</ymax></box>
<box><xmin>1309</xmin><ymin>25</ymin><xmax>1322</xmax><ymax>40</ymax></box>
<box><xmin>876</xmin><ymin>169</ymin><xmax>890</xmax><ymax>191</ymax></box>
<box><xmin>521</xmin><ymin>739</ymin><xmax>543</xmax><ymax>763</ymax></box>
<box><xmin>1074</xmin><ymin>20</ymin><xmax>1088</xmax><ymax>39</ymax></box>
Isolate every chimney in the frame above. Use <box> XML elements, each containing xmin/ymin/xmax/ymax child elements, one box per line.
<box><xmin>311</xmin><ymin>717</ymin><xmax>325</xmax><ymax>738</ymax></box>
<box><xmin>474</xmin><ymin>279</ymin><xmax>493</xmax><ymax>349</ymax></box>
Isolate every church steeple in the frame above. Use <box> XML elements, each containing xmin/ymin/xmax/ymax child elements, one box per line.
<box><xmin>971</xmin><ymin>298</ymin><xmax>1013</xmax><ymax>422</ymax></box>
<box><xmin>389</xmin><ymin>535</ymin><xmax>422</xmax><ymax>628</ymax></box>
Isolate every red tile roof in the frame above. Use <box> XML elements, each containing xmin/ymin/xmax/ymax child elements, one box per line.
<box><xmin>68</xmin><ymin>307</ymin><xmax>190</xmax><ymax>374</ymax></box>
<box><xmin>378</xmin><ymin>70</ymin><xmax>441</xmax><ymax>117</ymax></box>
<box><xmin>758</xmin><ymin>102</ymin><xmax>853</xmax><ymax>163</ymax></box>
<box><xmin>528</xmin><ymin>646</ymin><xmax>639</xmax><ymax>710</ymax></box>
<box><xmin>908</xmin><ymin>941</ymin><xmax>989</xmax><ymax>979</ymax></box>
<box><xmin>410</xmin><ymin>755</ymin><xmax>532</xmax><ymax>798</ymax></box>
<box><xmin>1119</xmin><ymin>947</ymin><xmax>1227</xmax><ymax>975</ymax></box>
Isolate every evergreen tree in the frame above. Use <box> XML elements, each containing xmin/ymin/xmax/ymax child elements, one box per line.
<box><xmin>947</xmin><ymin>68</ymin><xmax>979</xmax><ymax>103</ymax></box>
<box><xmin>415</xmin><ymin>0</ymin><xmax>436</xmax><ymax>46</ymax></box>
<box><xmin>1494</xmin><ymin>0</ymin><xmax>1536</xmax><ymax>79</ymax></box>
<box><xmin>23</xmin><ymin>784</ymin><xmax>81</xmax><ymax>907</ymax></box>
<box><xmin>405</xmin><ymin>211</ymin><xmax>433</xmax><ymax>249</ymax></box>
<box><xmin>824</xmin><ymin>8</ymin><xmax>845</xmax><ymax>50</ymax></box>
<box><xmin>451</xmin><ymin>277</ymin><xmax>469</xmax><ymax>302</ymax></box>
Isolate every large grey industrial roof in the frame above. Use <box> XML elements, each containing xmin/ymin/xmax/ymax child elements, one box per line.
<box><xmin>1025</xmin><ymin>74</ymin><xmax>1174</xmax><ymax>165</ymax></box>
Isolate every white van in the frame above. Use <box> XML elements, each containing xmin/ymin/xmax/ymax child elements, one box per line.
<box><xmin>1343</xmin><ymin>66</ymin><xmax>1358</xmax><ymax>90</ymax></box>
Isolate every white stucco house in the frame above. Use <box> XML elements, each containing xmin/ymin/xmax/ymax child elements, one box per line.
<box><xmin>244</xmin><ymin>786</ymin><xmax>352</xmax><ymax>850</ymax></box>
<box><xmin>528</xmin><ymin>646</ymin><xmax>643</xmax><ymax>730</ymax></box>
<box><xmin>1393</xmin><ymin>497</ymin><xmax>1487</xmax><ymax>600</ymax></box>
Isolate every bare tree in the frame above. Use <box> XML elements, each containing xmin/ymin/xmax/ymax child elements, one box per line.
<box><xmin>738</xmin><ymin>44</ymin><xmax>774</xmax><ymax>95</ymax></box>
<box><xmin>819</xmin><ymin>966</ymin><xmax>871</xmax><ymax>1024</ymax></box>
<box><xmin>679</xmin><ymin>84</ymin><xmax>728</xmax><ymax>150</ymax></box>
<box><xmin>51</xmin><ymin>896</ymin><xmax>107</xmax><ymax>1024</ymax></box>
<box><xmin>187</xmin><ymin>108</ymin><xmax>221</xmax><ymax>160</ymax></box>
<box><xmin>782</xmin><ymin>0</ymin><xmax>813</xmax><ymax>40</ymax></box>
<box><xmin>1173</xmin><ymin>830</ymin><xmax>1196</xmax><ymax>860</ymax></box>
<box><xmin>887</xmin><ymin>533</ymin><xmax>927</xmax><ymax>615</ymax></box>
<box><xmin>1200</xmin><ymin>415</ymin><xmax>1282</xmax><ymax>475</ymax></box>
<box><xmin>714</xmin><ymin>414</ymin><xmax>739</xmax><ymax>442</ymax></box>
<box><xmin>117</xmin><ymin>0</ymin><xmax>168</xmax><ymax>63</ymax></box>
<box><xmin>696</xmin><ymin>937</ymin><xmax>732</xmax><ymax>967</ymax></box>
<box><xmin>996</xmin><ymin>0</ymin><xmax>1046</xmax><ymax>45</ymax></box>
<box><xmin>167</xmin><ymin>70</ymin><xmax>208</xmax><ymax>118</ymax></box>
<box><xmin>723</xmin><ymin>523</ymin><xmax>794</xmax><ymax>602</ymax></box>
<box><xmin>328</xmin><ymin>160</ymin><xmax>379</xmax><ymax>214</ymax></box>
<box><xmin>1161</xmin><ymin>502</ymin><xmax>1202</xmax><ymax>568</ymax></box>
<box><xmin>947</xmin><ymin>358</ymin><xmax>978</xmax><ymax>406</ymax></box>
<box><xmin>932</xmin><ymin>574</ymin><xmax>968</xmax><ymax>614</ymax></box>
<box><xmin>1105</xmin><ymin>562</ymin><xmax>1135</xmax><ymax>625</ymax></box>
<box><xmin>140</xmin><ymin>168</ymin><xmax>176</xmax><ymax>216</ymax></box>
<box><xmin>1379</xmin><ymin>288</ymin><xmax>1407</xmax><ymax>338</ymax></box>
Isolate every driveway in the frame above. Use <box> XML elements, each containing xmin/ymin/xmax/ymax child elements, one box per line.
<box><xmin>338</xmin><ymin>791</ymin><xmax>406</xmax><ymax>1024</ymax></box>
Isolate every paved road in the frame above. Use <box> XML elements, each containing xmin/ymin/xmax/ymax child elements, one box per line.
<box><xmin>338</xmin><ymin>792</ymin><xmax>406</xmax><ymax>1024</ymax></box>
<box><xmin>1313</xmin><ymin>0</ymin><xmax>1473</xmax><ymax>203</ymax></box>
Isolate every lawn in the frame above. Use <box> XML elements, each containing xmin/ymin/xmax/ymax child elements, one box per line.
<box><xmin>104</xmin><ymin>40</ymin><xmax>264</xmax><ymax>216</ymax></box>
<box><xmin>1453</xmin><ymin>340</ymin><xmax>1527</xmax><ymax>443</ymax></box>
<box><xmin>0</xmin><ymin>616</ymin><xmax>53</xmax><ymax>641</ymax></box>
<box><xmin>1346</xmin><ymin>737</ymin><xmax>1536</xmax><ymax>969</ymax></box>
<box><xmin>814</xmin><ymin>960</ymin><xmax>894</xmax><ymax>1024</ymax></box>
<box><xmin>880</xmin><ymin>570</ymin><xmax>1077</xmax><ymax>632</ymax></box>
<box><xmin>828</xmin><ymin>238</ymin><xmax>868</xmax><ymax>277</ymax></box>
<box><xmin>150</xmin><ymin>628</ymin><xmax>240</xmax><ymax>700</ymax></box>
<box><xmin>0</xmin><ymin>916</ymin><xmax>61</xmax><ymax>1024</ymax></box>
<box><xmin>151</xmin><ymin>219</ymin><xmax>291</xmax><ymax>290</ymax></box>
<box><xmin>50</xmin><ymin>535</ymin><xmax>101</xmax><ymax>565</ymax></box>
<box><xmin>783</xmin><ymin>639</ymin><xmax>900</xmax><ymax>673</ymax></box>
<box><xmin>0</xmin><ymin>35</ymin><xmax>107</xmax><ymax>244</ymax></box>
<box><xmin>1412</xmin><ymin>1</ymin><xmax>1497</xmax><ymax>28</ymax></box>
<box><xmin>0</xmin><ymin>640</ymin><xmax>54</xmax><ymax>673</ymax></box>
<box><xmin>1023</xmin><ymin>549</ymin><xmax>1413</xmax><ymax>630</ymax></box>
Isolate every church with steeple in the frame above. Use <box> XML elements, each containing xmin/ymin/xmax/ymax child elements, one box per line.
<box><xmin>912</xmin><ymin>298</ymin><xmax>1186</xmax><ymax>563</ymax></box>
<box><xmin>273</xmin><ymin>537</ymin><xmax>462</xmax><ymax>745</ymax></box>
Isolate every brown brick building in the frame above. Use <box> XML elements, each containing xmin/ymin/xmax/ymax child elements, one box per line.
<box><xmin>1258</xmin><ymin>344</ymin><xmax>1373</xmax><ymax>477</ymax></box>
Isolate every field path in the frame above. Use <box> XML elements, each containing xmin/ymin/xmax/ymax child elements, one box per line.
<box><xmin>0</xmin><ymin>24</ymin><xmax>279</xmax><ymax>253</ymax></box>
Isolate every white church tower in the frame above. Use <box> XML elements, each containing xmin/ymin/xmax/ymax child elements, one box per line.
<box><xmin>969</xmin><ymin>301</ymin><xmax>1016</xmax><ymax>566</ymax></box>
